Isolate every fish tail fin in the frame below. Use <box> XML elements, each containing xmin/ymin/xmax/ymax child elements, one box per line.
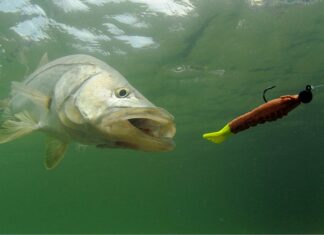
<box><xmin>203</xmin><ymin>124</ymin><xmax>233</xmax><ymax>144</ymax></box>
<box><xmin>0</xmin><ymin>111</ymin><xmax>39</xmax><ymax>144</ymax></box>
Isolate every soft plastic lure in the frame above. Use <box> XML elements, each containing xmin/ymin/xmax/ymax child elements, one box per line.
<box><xmin>203</xmin><ymin>85</ymin><xmax>313</xmax><ymax>144</ymax></box>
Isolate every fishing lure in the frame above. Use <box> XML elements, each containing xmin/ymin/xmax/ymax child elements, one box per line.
<box><xmin>203</xmin><ymin>85</ymin><xmax>313</xmax><ymax>144</ymax></box>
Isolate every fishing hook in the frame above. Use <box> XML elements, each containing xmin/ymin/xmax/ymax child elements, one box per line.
<box><xmin>263</xmin><ymin>85</ymin><xmax>276</xmax><ymax>103</ymax></box>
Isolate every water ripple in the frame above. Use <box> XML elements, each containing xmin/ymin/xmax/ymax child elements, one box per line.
<box><xmin>0</xmin><ymin>0</ymin><xmax>46</xmax><ymax>16</ymax></box>
<box><xmin>11</xmin><ymin>16</ymin><xmax>49</xmax><ymax>41</ymax></box>
<box><xmin>114</xmin><ymin>35</ymin><xmax>157</xmax><ymax>48</ymax></box>
<box><xmin>52</xmin><ymin>0</ymin><xmax>89</xmax><ymax>13</ymax></box>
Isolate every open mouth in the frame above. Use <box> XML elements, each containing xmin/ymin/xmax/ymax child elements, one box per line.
<box><xmin>98</xmin><ymin>107</ymin><xmax>176</xmax><ymax>151</ymax></box>
<box><xmin>128</xmin><ymin>118</ymin><xmax>175</xmax><ymax>139</ymax></box>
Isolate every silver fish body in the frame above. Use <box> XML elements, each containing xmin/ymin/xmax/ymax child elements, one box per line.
<box><xmin>0</xmin><ymin>54</ymin><xmax>176</xmax><ymax>169</ymax></box>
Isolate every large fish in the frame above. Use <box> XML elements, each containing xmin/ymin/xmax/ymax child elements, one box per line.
<box><xmin>0</xmin><ymin>54</ymin><xmax>176</xmax><ymax>169</ymax></box>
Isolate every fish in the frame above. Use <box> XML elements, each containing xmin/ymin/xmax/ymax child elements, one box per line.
<box><xmin>0</xmin><ymin>54</ymin><xmax>176</xmax><ymax>169</ymax></box>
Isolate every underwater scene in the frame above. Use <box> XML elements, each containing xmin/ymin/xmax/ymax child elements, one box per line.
<box><xmin>0</xmin><ymin>0</ymin><xmax>323</xmax><ymax>233</ymax></box>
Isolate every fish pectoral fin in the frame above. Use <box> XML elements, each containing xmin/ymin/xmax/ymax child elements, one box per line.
<box><xmin>45</xmin><ymin>137</ymin><xmax>68</xmax><ymax>170</ymax></box>
<box><xmin>11</xmin><ymin>82</ymin><xmax>51</xmax><ymax>109</ymax></box>
<box><xmin>0</xmin><ymin>111</ymin><xmax>39</xmax><ymax>144</ymax></box>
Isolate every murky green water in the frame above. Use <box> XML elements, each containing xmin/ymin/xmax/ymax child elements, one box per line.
<box><xmin>0</xmin><ymin>0</ymin><xmax>323</xmax><ymax>233</ymax></box>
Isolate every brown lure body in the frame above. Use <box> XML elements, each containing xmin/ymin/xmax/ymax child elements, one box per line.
<box><xmin>229</xmin><ymin>95</ymin><xmax>301</xmax><ymax>134</ymax></box>
<box><xmin>203</xmin><ymin>85</ymin><xmax>312</xmax><ymax>144</ymax></box>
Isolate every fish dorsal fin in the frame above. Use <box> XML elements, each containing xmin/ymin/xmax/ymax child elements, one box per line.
<box><xmin>37</xmin><ymin>52</ymin><xmax>49</xmax><ymax>68</ymax></box>
<box><xmin>11</xmin><ymin>82</ymin><xmax>51</xmax><ymax>109</ymax></box>
<box><xmin>0</xmin><ymin>111</ymin><xmax>39</xmax><ymax>143</ymax></box>
<box><xmin>45</xmin><ymin>137</ymin><xmax>68</xmax><ymax>170</ymax></box>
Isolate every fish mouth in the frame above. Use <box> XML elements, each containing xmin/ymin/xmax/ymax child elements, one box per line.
<box><xmin>98</xmin><ymin>107</ymin><xmax>176</xmax><ymax>151</ymax></box>
<box><xmin>128</xmin><ymin>115</ymin><xmax>174</xmax><ymax>138</ymax></box>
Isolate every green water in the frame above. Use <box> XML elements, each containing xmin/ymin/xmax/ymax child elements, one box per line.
<box><xmin>0</xmin><ymin>0</ymin><xmax>324</xmax><ymax>233</ymax></box>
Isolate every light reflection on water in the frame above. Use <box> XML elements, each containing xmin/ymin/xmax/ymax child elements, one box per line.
<box><xmin>0</xmin><ymin>0</ymin><xmax>195</xmax><ymax>57</ymax></box>
<box><xmin>0</xmin><ymin>0</ymin><xmax>320</xmax><ymax>56</ymax></box>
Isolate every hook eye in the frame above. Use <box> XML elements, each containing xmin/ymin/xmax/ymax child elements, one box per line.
<box><xmin>306</xmin><ymin>85</ymin><xmax>312</xmax><ymax>91</ymax></box>
<box><xmin>298</xmin><ymin>85</ymin><xmax>313</xmax><ymax>103</ymax></box>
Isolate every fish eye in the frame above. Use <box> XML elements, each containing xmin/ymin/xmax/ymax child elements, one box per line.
<box><xmin>115</xmin><ymin>88</ymin><xmax>130</xmax><ymax>98</ymax></box>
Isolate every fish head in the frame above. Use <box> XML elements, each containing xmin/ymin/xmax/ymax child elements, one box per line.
<box><xmin>57</xmin><ymin>68</ymin><xmax>176</xmax><ymax>151</ymax></box>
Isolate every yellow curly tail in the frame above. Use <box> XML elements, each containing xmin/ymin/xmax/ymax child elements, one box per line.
<box><xmin>203</xmin><ymin>124</ymin><xmax>233</xmax><ymax>144</ymax></box>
